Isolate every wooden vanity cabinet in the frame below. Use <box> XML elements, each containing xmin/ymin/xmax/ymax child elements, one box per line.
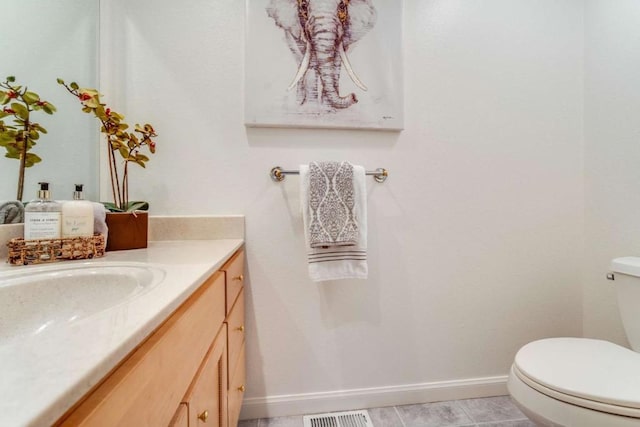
<box><xmin>55</xmin><ymin>247</ymin><xmax>246</xmax><ymax>427</ymax></box>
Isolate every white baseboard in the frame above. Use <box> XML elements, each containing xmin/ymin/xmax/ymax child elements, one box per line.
<box><xmin>239</xmin><ymin>375</ymin><xmax>509</xmax><ymax>420</ymax></box>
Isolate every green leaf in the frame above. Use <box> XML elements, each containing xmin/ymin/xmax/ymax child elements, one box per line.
<box><xmin>0</xmin><ymin>92</ymin><xmax>8</xmax><ymax>105</ymax></box>
<box><xmin>0</xmin><ymin>131</ymin><xmax>17</xmax><ymax>142</ymax></box>
<box><xmin>70</xmin><ymin>82</ymin><xmax>79</xmax><ymax>90</ymax></box>
<box><xmin>5</xmin><ymin>142</ymin><xmax>18</xmax><ymax>152</ymax></box>
<box><xmin>95</xmin><ymin>106</ymin><xmax>108</xmax><ymax>120</ymax></box>
<box><xmin>6</xmin><ymin>76</ymin><xmax>15</xmax><ymax>82</ymax></box>
<box><xmin>23</xmin><ymin>91</ymin><xmax>40</xmax><ymax>104</ymax></box>
<box><xmin>24</xmin><ymin>153</ymin><xmax>42</xmax><ymax>167</ymax></box>
<box><xmin>124</xmin><ymin>201</ymin><xmax>149</xmax><ymax>212</ymax></box>
<box><xmin>42</xmin><ymin>103</ymin><xmax>56</xmax><ymax>114</ymax></box>
<box><xmin>0</xmin><ymin>132</ymin><xmax>15</xmax><ymax>146</ymax></box>
<box><xmin>103</xmin><ymin>201</ymin><xmax>150</xmax><ymax>213</ymax></box>
<box><xmin>10</xmin><ymin>103</ymin><xmax>28</xmax><ymax>120</ymax></box>
<box><xmin>136</xmin><ymin>154</ymin><xmax>149</xmax><ymax>162</ymax></box>
<box><xmin>31</xmin><ymin>123</ymin><xmax>45</xmax><ymax>132</ymax></box>
<box><xmin>29</xmin><ymin>130</ymin><xmax>40</xmax><ymax>140</ymax></box>
<box><xmin>118</xmin><ymin>146</ymin><xmax>129</xmax><ymax>159</ymax></box>
<box><xmin>56</xmin><ymin>78</ymin><xmax>65</xmax><ymax>85</ymax></box>
<box><xmin>83</xmin><ymin>98</ymin><xmax>99</xmax><ymax>109</ymax></box>
<box><xmin>101</xmin><ymin>202</ymin><xmax>123</xmax><ymax>212</ymax></box>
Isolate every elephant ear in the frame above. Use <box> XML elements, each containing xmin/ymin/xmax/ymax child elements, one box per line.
<box><xmin>266</xmin><ymin>0</ymin><xmax>303</xmax><ymax>40</ymax></box>
<box><xmin>343</xmin><ymin>0</ymin><xmax>377</xmax><ymax>50</ymax></box>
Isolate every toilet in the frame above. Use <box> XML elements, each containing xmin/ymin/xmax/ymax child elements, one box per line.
<box><xmin>508</xmin><ymin>257</ymin><xmax>640</xmax><ymax>426</ymax></box>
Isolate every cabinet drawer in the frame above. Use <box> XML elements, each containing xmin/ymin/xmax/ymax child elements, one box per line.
<box><xmin>221</xmin><ymin>249</ymin><xmax>244</xmax><ymax>314</ymax></box>
<box><xmin>58</xmin><ymin>272</ymin><xmax>226</xmax><ymax>427</ymax></box>
<box><xmin>228</xmin><ymin>344</ymin><xmax>246</xmax><ymax>427</ymax></box>
<box><xmin>227</xmin><ymin>288</ymin><xmax>245</xmax><ymax>379</ymax></box>
<box><xmin>184</xmin><ymin>327</ymin><xmax>228</xmax><ymax>427</ymax></box>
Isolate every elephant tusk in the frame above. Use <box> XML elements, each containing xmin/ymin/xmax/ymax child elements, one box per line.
<box><xmin>339</xmin><ymin>43</ymin><xmax>368</xmax><ymax>91</ymax></box>
<box><xmin>287</xmin><ymin>41</ymin><xmax>311</xmax><ymax>91</ymax></box>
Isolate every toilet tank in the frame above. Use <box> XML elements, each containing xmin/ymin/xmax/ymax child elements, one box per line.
<box><xmin>611</xmin><ymin>257</ymin><xmax>640</xmax><ymax>351</ymax></box>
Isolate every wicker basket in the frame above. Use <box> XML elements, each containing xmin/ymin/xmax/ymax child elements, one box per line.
<box><xmin>7</xmin><ymin>234</ymin><xmax>106</xmax><ymax>266</ymax></box>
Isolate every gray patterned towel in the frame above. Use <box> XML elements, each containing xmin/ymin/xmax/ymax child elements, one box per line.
<box><xmin>308</xmin><ymin>161</ymin><xmax>359</xmax><ymax>248</ymax></box>
<box><xmin>0</xmin><ymin>200</ymin><xmax>24</xmax><ymax>224</ymax></box>
<box><xmin>301</xmin><ymin>163</ymin><xmax>368</xmax><ymax>281</ymax></box>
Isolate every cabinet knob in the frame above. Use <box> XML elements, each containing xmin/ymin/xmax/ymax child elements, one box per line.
<box><xmin>232</xmin><ymin>274</ymin><xmax>244</xmax><ymax>281</ymax></box>
<box><xmin>238</xmin><ymin>385</ymin><xmax>245</xmax><ymax>392</ymax></box>
<box><xmin>237</xmin><ymin>325</ymin><xmax>245</xmax><ymax>332</ymax></box>
<box><xmin>198</xmin><ymin>410</ymin><xmax>209</xmax><ymax>422</ymax></box>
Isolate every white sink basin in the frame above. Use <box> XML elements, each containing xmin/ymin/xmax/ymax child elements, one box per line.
<box><xmin>0</xmin><ymin>263</ymin><xmax>165</xmax><ymax>341</ymax></box>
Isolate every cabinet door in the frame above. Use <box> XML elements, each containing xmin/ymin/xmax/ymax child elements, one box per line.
<box><xmin>184</xmin><ymin>326</ymin><xmax>228</xmax><ymax>427</ymax></box>
<box><xmin>228</xmin><ymin>344</ymin><xmax>246</xmax><ymax>427</ymax></box>
<box><xmin>221</xmin><ymin>249</ymin><xmax>244</xmax><ymax>314</ymax></box>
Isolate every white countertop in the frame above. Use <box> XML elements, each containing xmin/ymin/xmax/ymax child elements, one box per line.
<box><xmin>0</xmin><ymin>239</ymin><xmax>244</xmax><ymax>427</ymax></box>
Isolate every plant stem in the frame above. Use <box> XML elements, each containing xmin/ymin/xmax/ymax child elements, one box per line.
<box><xmin>16</xmin><ymin>123</ymin><xmax>28</xmax><ymax>201</ymax></box>
<box><xmin>107</xmin><ymin>142</ymin><xmax>123</xmax><ymax>210</ymax></box>
<box><xmin>122</xmin><ymin>162</ymin><xmax>129</xmax><ymax>211</ymax></box>
<box><xmin>9</xmin><ymin>83</ymin><xmax>32</xmax><ymax>202</ymax></box>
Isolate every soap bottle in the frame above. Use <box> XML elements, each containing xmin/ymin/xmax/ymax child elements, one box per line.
<box><xmin>24</xmin><ymin>182</ymin><xmax>62</xmax><ymax>240</ymax></box>
<box><xmin>62</xmin><ymin>184</ymin><xmax>94</xmax><ymax>238</ymax></box>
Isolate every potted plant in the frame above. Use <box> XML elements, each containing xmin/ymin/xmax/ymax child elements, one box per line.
<box><xmin>0</xmin><ymin>76</ymin><xmax>56</xmax><ymax>201</ymax></box>
<box><xmin>58</xmin><ymin>78</ymin><xmax>157</xmax><ymax>251</ymax></box>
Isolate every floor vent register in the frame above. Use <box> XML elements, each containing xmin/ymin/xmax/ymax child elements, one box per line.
<box><xmin>303</xmin><ymin>410</ymin><xmax>374</xmax><ymax>427</ymax></box>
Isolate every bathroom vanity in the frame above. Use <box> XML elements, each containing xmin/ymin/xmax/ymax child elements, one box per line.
<box><xmin>57</xmin><ymin>247</ymin><xmax>245</xmax><ymax>427</ymax></box>
<box><xmin>0</xmin><ymin>221</ymin><xmax>245</xmax><ymax>427</ymax></box>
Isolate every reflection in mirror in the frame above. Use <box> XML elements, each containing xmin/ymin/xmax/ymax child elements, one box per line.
<box><xmin>0</xmin><ymin>0</ymin><xmax>99</xmax><ymax>223</ymax></box>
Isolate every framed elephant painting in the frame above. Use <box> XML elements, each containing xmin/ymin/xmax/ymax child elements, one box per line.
<box><xmin>245</xmin><ymin>0</ymin><xmax>403</xmax><ymax>131</ymax></box>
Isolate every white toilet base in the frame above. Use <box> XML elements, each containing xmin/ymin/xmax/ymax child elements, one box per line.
<box><xmin>508</xmin><ymin>365</ymin><xmax>640</xmax><ymax>427</ymax></box>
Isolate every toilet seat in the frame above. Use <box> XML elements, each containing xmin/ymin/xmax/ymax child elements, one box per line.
<box><xmin>514</xmin><ymin>338</ymin><xmax>640</xmax><ymax>418</ymax></box>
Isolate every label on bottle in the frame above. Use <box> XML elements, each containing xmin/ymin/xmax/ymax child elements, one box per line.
<box><xmin>24</xmin><ymin>212</ymin><xmax>62</xmax><ymax>239</ymax></box>
<box><xmin>62</xmin><ymin>214</ymin><xmax>93</xmax><ymax>237</ymax></box>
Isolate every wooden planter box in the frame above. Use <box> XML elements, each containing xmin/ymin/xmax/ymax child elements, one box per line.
<box><xmin>105</xmin><ymin>211</ymin><xmax>148</xmax><ymax>251</ymax></box>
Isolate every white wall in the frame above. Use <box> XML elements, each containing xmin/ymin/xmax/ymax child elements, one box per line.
<box><xmin>102</xmin><ymin>0</ymin><xmax>584</xmax><ymax>416</ymax></box>
<box><xmin>583</xmin><ymin>1</ymin><xmax>640</xmax><ymax>345</ymax></box>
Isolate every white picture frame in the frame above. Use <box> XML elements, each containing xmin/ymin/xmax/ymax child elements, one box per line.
<box><xmin>245</xmin><ymin>0</ymin><xmax>404</xmax><ymax>131</ymax></box>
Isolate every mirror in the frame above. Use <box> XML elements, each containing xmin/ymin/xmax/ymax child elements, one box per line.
<box><xmin>0</xmin><ymin>0</ymin><xmax>100</xmax><ymax>223</ymax></box>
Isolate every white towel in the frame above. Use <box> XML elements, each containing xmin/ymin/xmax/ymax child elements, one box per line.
<box><xmin>301</xmin><ymin>163</ymin><xmax>368</xmax><ymax>281</ymax></box>
<box><xmin>0</xmin><ymin>200</ymin><xmax>24</xmax><ymax>224</ymax></box>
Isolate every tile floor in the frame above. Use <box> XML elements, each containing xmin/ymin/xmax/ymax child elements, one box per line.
<box><xmin>238</xmin><ymin>395</ymin><xmax>536</xmax><ymax>427</ymax></box>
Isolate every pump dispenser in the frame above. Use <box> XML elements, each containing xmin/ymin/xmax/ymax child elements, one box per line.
<box><xmin>62</xmin><ymin>184</ymin><xmax>94</xmax><ymax>238</ymax></box>
<box><xmin>24</xmin><ymin>182</ymin><xmax>62</xmax><ymax>239</ymax></box>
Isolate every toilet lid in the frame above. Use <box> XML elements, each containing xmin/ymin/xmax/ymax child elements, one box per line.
<box><xmin>515</xmin><ymin>338</ymin><xmax>640</xmax><ymax>412</ymax></box>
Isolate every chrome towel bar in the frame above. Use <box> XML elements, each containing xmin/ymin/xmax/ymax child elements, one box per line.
<box><xmin>270</xmin><ymin>166</ymin><xmax>389</xmax><ymax>183</ymax></box>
